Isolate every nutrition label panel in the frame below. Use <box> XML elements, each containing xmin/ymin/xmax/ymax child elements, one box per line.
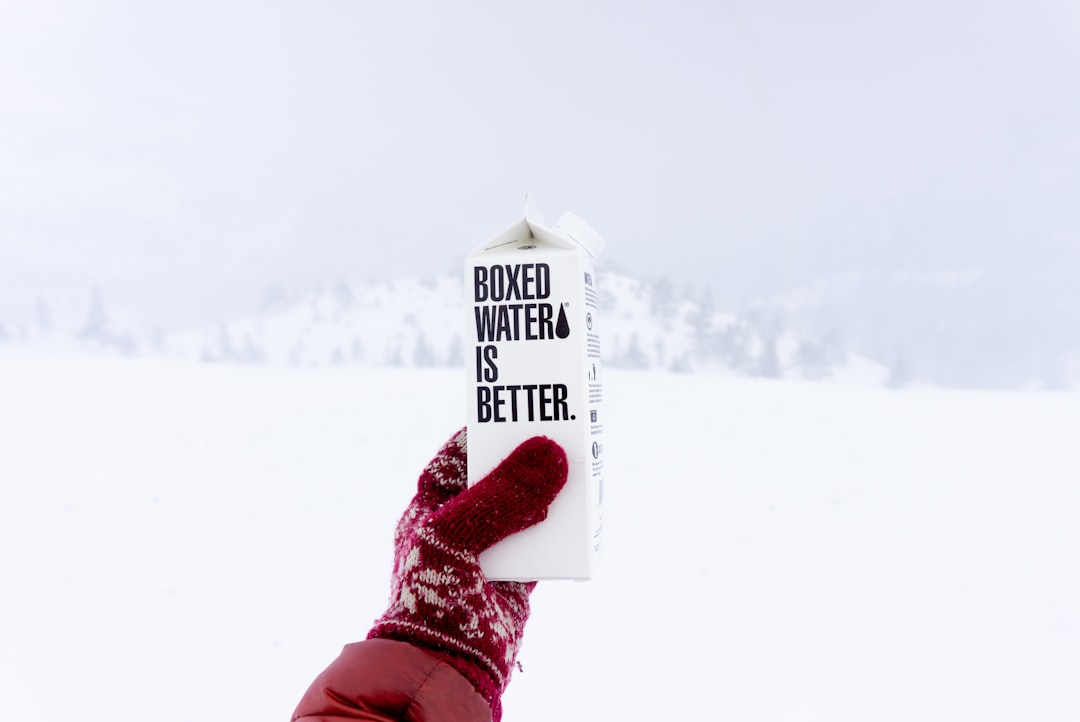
<box><xmin>584</xmin><ymin>270</ymin><xmax>604</xmax><ymax>554</ymax></box>
<box><xmin>584</xmin><ymin>272</ymin><xmax>602</xmax><ymax>436</ymax></box>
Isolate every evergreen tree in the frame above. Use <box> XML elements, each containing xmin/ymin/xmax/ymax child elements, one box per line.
<box><xmin>259</xmin><ymin>283</ymin><xmax>288</xmax><ymax>313</ymax></box>
<box><xmin>669</xmin><ymin>354</ymin><xmax>693</xmax><ymax>373</ymax></box>
<box><xmin>413</xmin><ymin>332</ymin><xmax>437</xmax><ymax>367</ymax></box>
<box><xmin>35</xmin><ymin>297</ymin><xmax>53</xmax><ymax>333</ymax></box>
<box><xmin>614</xmin><ymin>332</ymin><xmax>649</xmax><ymax>369</ymax></box>
<box><xmin>689</xmin><ymin>288</ymin><xmax>717</xmax><ymax>362</ymax></box>
<box><xmin>332</xmin><ymin>278</ymin><xmax>354</xmax><ymax>312</ymax></box>
<box><xmin>794</xmin><ymin>338</ymin><xmax>832</xmax><ymax>380</ymax></box>
<box><xmin>446</xmin><ymin>335</ymin><xmax>465</xmax><ymax>367</ymax></box>
<box><xmin>886</xmin><ymin>349</ymin><xmax>913</xmax><ymax>388</ymax></box>
<box><xmin>79</xmin><ymin>287</ymin><xmax>110</xmax><ymax>342</ymax></box>
<box><xmin>756</xmin><ymin>336</ymin><xmax>782</xmax><ymax>379</ymax></box>
<box><xmin>650</xmin><ymin>276</ymin><xmax>677</xmax><ymax>324</ymax></box>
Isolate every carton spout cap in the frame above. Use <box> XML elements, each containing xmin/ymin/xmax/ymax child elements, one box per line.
<box><xmin>518</xmin><ymin>195</ymin><xmax>606</xmax><ymax>259</ymax></box>
<box><xmin>554</xmin><ymin>212</ymin><xmax>606</xmax><ymax>259</ymax></box>
<box><xmin>523</xmin><ymin>194</ymin><xmax>546</xmax><ymax>227</ymax></box>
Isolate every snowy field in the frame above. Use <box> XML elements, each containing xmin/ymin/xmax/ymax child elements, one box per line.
<box><xmin>2</xmin><ymin>355</ymin><xmax>1079</xmax><ymax>721</ymax></box>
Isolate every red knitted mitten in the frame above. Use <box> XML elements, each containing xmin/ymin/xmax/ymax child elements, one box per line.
<box><xmin>367</xmin><ymin>429</ymin><xmax>568</xmax><ymax>721</ymax></box>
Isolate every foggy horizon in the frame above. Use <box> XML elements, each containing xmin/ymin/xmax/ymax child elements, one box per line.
<box><xmin>2</xmin><ymin>0</ymin><xmax>1079</xmax><ymax>385</ymax></box>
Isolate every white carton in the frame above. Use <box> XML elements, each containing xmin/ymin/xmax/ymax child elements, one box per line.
<box><xmin>465</xmin><ymin>199</ymin><xmax>605</xmax><ymax>581</ymax></box>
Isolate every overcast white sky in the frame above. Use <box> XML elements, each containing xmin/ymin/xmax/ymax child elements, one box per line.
<box><xmin>2</xmin><ymin>0</ymin><xmax>1079</xmax><ymax>328</ymax></box>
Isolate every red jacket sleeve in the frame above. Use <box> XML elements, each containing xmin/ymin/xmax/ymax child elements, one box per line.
<box><xmin>292</xmin><ymin>638</ymin><xmax>492</xmax><ymax>722</ymax></box>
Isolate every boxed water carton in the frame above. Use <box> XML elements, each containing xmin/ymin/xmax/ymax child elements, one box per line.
<box><xmin>465</xmin><ymin>199</ymin><xmax>605</xmax><ymax>581</ymax></box>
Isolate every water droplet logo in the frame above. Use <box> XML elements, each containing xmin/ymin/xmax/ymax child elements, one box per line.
<box><xmin>555</xmin><ymin>304</ymin><xmax>570</xmax><ymax>339</ymax></box>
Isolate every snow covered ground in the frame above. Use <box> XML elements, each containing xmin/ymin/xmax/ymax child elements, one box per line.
<box><xmin>2</xmin><ymin>355</ymin><xmax>1078</xmax><ymax>721</ymax></box>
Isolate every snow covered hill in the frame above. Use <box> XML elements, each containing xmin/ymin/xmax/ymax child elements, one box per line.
<box><xmin>6</xmin><ymin>267</ymin><xmax>1078</xmax><ymax>389</ymax></box>
<box><xmin>764</xmin><ymin>267</ymin><xmax>1080</xmax><ymax>389</ymax></box>
<box><xmin>158</xmin><ymin>271</ymin><xmax>888</xmax><ymax>385</ymax></box>
<box><xmin>2</xmin><ymin>357</ymin><xmax>1078</xmax><ymax>721</ymax></box>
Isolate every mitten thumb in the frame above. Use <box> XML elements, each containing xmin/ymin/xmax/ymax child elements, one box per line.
<box><xmin>427</xmin><ymin>436</ymin><xmax>568</xmax><ymax>555</ymax></box>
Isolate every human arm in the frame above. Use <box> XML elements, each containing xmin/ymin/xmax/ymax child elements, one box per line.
<box><xmin>292</xmin><ymin>429</ymin><xmax>568</xmax><ymax>722</ymax></box>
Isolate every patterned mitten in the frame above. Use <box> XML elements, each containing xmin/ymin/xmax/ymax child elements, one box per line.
<box><xmin>367</xmin><ymin>429</ymin><xmax>568</xmax><ymax>721</ymax></box>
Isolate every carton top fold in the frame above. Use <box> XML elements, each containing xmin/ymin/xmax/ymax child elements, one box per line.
<box><xmin>553</xmin><ymin>212</ymin><xmax>606</xmax><ymax>259</ymax></box>
<box><xmin>472</xmin><ymin>197</ymin><xmax>606</xmax><ymax>260</ymax></box>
